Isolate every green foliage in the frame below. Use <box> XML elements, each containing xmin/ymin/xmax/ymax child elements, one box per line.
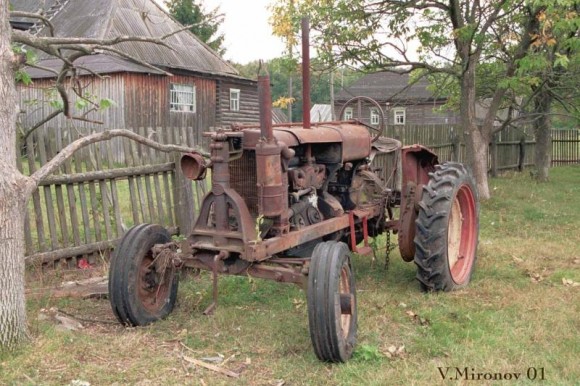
<box><xmin>353</xmin><ymin>344</ymin><xmax>383</xmax><ymax>362</ymax></box>
<box><xmin>98</xmin><ymin>98</ymin><xmax>116</xmax><ymax>110</ymax></box>
<box><xmin>233</xmin><ymin>57</ymin><xmax>363</xmax><ymax>122</ymax></box>
<box><xmin>12</xmin><ymin>45</ymin><xmax>37</xmax><ymax>85</ymax></box>
<box><xmin>165</xmin><ymin>0</ymin><xmax>225</xmax><ymax>55</ymax></box>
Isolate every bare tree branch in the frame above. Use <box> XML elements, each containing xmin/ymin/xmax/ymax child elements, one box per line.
<box><xmin>28</xmin><ymin>129</ymin><xmax>209</xmax><ymax>189</ymax></box>
<box><xmin>22</xmin><ymin>108</ymin><xmax>64</xmax><ymax>140</ymax></box>
<box><xmin>9</xmin><ymin>11</ymin><xmax>55</xmax><ymax>36</ymax></box>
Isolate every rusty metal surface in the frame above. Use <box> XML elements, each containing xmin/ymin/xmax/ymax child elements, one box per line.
<box><xmin>230</xmin><ymin>150</ymin><xmax>259</xmax><ymax>217</ymax></box>
<box><xmin>191</xmin><ymin>130</ymin><xmax>257</xmax><ymax>258</ymax></box>
<box><xmin>301</xmin><ymin>17</ymin><xmax>311</xmax><ymax>129</ymax></box>
<box><xmin>180</xmin><ymin>152</ymin><xmax>207</xmax><ymax>180</ymax></box>
<box><xmin>247</xmin><ymin>206</ymin><xmax>382</xmax><ymax>261</ymax></box>
<box><xmin>289</xmin><ymin>164</ymin><xmax>326</xmax><ymax>190</ymax></box>
<box><xmin>398</xmin><ymin>145</ymin><xmax>439</xmax><ymax>261</ymax></box>
<box><xmin>258</xmin><ymin>75</ymin><xmax>274</xmax><ymax>141</ymax></box>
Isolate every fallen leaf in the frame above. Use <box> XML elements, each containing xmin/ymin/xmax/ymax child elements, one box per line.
<box><xmin>382</xmin><ymin>344</ymin><xmax>406</xmax><ymax>359</ymax></box>
<box><xmin>562</xmin><ymin>278</ymin><xmax>580</xmax><ymax>287</ymax></box>
<box><xmin>529</xmin><ymin>273</ymin><xmax>543</xmax><ymax>283</ymax></box>
<box><xmin>405</xmin><ymin>310</ymin><xmax>430</xmax><ymax>326</ymax></box>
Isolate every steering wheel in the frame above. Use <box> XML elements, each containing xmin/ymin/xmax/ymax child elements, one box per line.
<box><xmin>338</xmin><ymin>96</ymin><xmax>385</xmax><ymax>142</ymax></box>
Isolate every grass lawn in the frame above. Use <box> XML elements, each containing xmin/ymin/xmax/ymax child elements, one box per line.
<box><xmin>1</xmin><ymin>166</ymin><xmax>579</xmax><ymax>385</ymax></box>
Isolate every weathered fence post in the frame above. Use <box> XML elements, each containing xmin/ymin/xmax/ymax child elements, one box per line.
<box><xmin>518</xmin><ymin>136</ymin><xmax>526</xmax><ymax>172</ymax></box>
<box><xmin>490</xmin><ymin>133</ymin><xmax>498</xmax><ymax>178</ymax></box>
<box><xmin>173</xmin><ymin>153</ymin><xmax>196</xmax><ymax>236</ymax></box>
<box><xmin>451</xmin><ymin>131</ymin><xmax>460</xmax><ymax>162</ymax></box>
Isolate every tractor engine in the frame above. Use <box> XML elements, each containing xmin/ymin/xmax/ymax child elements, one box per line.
<box><xmin>224</xmin><ymin>120</ymin><xmax>385</xmax><ymax>256</ymax></box>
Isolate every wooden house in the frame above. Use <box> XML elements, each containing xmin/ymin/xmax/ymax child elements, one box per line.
<box><xmin>12</xmin><ymin>0</ymin><xmax>259</xmax><ymax>147</ymax></box>
<box><xmin>335</xmin><ymin>72</ymin><xmax>459</xmax><ymax>132</ymax></box>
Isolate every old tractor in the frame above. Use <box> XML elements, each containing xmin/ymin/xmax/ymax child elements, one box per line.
<box><xmin>108</xmin><ymin>23</ymin><xmax>479</xmax><ymax>363</ymax></box>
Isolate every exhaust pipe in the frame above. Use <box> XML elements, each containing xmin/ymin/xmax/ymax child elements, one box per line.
<box><xmin>301</xmin><ymin>17</ymin><xmax>311</xmax><ymax>129</ymax></box>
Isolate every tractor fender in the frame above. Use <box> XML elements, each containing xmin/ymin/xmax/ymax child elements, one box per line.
<box><xmin>398</xmin><ymin>145</ymin><xmax>438</xmax><ymax>262</ymax></box>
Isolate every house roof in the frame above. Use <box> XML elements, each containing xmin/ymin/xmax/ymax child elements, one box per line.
<box><xmin>272</xmin><ymin>108</ymin><xmax>289</xmax><ymax>124</ymax></box>
<box><xmin>311</xmin><ymin>104</ymin><xmax>333</xmax><ymax>122</ymax></box>
<box><xmin>336</xmin><ymin>71</ymin><xmax>441</xmax><ymax>103</ymax></box>
<box><xmin>11</xmin><ymin>0</ymin><xmax>241</xmax><ymax>79</ymax></box>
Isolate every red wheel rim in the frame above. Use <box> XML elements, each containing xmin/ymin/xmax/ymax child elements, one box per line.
<box><xmin>338</xmin><ymin>265</ymin><xmax>354</xmax><ymax>338</ymax></box>
<box><xmin>447</xmin><ymin>184</ymin><xmax>477</xmax><ymax>285</ymax></box>
<box><xmin>138</xmin><ymin>253</ymin><xmax>172</xmax><ymax>313</ymax></box>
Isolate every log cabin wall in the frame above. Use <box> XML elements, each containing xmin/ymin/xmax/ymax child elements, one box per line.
<box><xmin>215</xmin><ymin>79</ymin><xmax>260</xmax><ymax>127</ymax></box>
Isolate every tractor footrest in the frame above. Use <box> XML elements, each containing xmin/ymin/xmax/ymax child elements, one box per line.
<box><xmin>348</xmin><ymin>210</ymin><xmax>372</xmax><ymax>255</ymax></box>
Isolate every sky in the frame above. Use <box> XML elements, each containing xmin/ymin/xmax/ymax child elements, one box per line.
<box><xmin>182</xmin><ymin>0</ymin><xmax>287</xmax><ymax>64</ymax></box>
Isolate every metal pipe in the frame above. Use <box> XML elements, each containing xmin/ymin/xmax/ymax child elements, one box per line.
<box><xmin>301</xmin><ymin>17</ymin><xmax>311</xmax><ymax>129</ymax></box>
<box><xmin>258</xmin><ymin>73</ymin><xmax>274</xmax><ymax>141</ymax></box>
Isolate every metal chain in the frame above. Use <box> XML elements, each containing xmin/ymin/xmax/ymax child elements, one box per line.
<box><xmin>384</xmin><ymin>230</ymin><xmax>391</xmax><ymax>271</ymax></box>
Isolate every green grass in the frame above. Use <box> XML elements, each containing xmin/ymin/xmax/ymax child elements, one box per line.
<box><xmin>1</xmin><ymin>166</ymin><xmax>579</xmax><ymax>385</ymax></box>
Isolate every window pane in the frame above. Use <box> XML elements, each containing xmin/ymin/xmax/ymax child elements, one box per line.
<box><xmin>170</xmin><ymin>84</ymin><xmax>196</xmax><ymax>113</ymax></box>
<box><xmin>344</xmin><ymin>108</ymin><xmax>353</xmax><ymax>120</ymax></box>
<box><xmin>230</xmin><ymin>89</ymin><xmax>240</xmax><ymax>111</ymax></box>
<box><xmin>370</xmin><ymin>109</ymin><xmax>379</xmax><ymax>125</ymax></box>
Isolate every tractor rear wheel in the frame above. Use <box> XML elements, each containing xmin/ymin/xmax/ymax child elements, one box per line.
<box><xmin>307</xmin><ymin>241</ymin><xmax>357</xmax><ymax>362</ymax></box>
<box><xmin>109</xmin><ymin>224</ymin><xmax>178</xmax><ymax>325</ymax></box>
<box><xmin>414</xmin><ymin>163</ymin><xmax>479</xmax><ymax>291</ymax></box>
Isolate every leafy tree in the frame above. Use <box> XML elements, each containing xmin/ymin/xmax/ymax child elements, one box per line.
<box><xmin>524</xmin><ymin>3</ymin><xmax>579</xmax><ymax>181</ymax></box>
<box><xmin>165</xmin><ymin>0</ymin><xmax>225</xmax><ymax>55</ymax></box>
<box><xmin>271</xmin><ymin>0</ymin><xmax>548</xmax><ymax>199</ymax></box>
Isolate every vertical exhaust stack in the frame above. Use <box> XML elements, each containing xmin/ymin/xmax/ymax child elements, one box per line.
<box><xmin>258</xmin><ymin>69</ymin><xmax>274</xmax><ymax>142</ymax></box>
<box><xmin>256</xmin><ymin>69</ymin><xmax>289</xmax><ymax>233</ymax></box>
<box><xmin>301</xmin><ymin>17</ymin><xmax>311</xmax><ymax>129</ymax></box>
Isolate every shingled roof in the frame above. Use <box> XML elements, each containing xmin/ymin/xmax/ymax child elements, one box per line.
<box><xmin>11</xmin><ymin>0</ymin><xmax>240</xmax><ymax>78</ymax></box>
<box><xmin>336</xmin><ymin>72</ymin><xmax>442</xmax><ymax>103</ymax></box>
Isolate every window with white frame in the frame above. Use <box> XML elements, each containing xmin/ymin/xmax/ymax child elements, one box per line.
<box><xmin>370</xmin><ymin>108</ymin><xmax>380</xmax><ymax>125</ymax></box>
<box><xmin>393</xmin><ymin>108</ymin><xmax>406</xmax><ymax>125</ymax></box>
<box><xmin>170</xmin><ymin>84</ymin><xmax>196</xmax><ymax>112</ymax></box>
<box><xmin>344</xmin><ymin>107</ymin><xmax>353</xmax><ymax>120</ymax></box>
<box><xmin>230</xmin><ymin>88</ymin><xmax>240</xmax><ymax>111</ymax></box>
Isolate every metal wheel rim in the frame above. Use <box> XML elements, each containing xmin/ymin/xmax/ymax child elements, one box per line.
<box><xmin>338</xmin><ymin>265</ymin><xmax>353</xmax><ymax>338</ymax></box>
<box><xmin>138</xmin><ymin>253</ymin><xmax>171</xmax><ymax>313</ymax></box>
<box><xmin>448</xmin><ymin>185</ymin><xmax>477</xmax><ymax>284</ymax></box>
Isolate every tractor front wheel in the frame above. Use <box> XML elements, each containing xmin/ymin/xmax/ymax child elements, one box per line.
<box><xmin>307</xmin><ymin>241</ymin><xmax>357</xmax><ymax>362</ymax></box>
<box><xmin>109</xmin><ymin>224</ymin><xmax>178</xmax><ymax>325</ymax></box>
<box><xmin>414</xmin><ymin>162</ymin><xmax>479</xmax><ymax>291</ymax></box>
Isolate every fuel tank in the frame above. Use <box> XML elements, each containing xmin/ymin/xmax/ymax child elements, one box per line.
<box><xmin>241</xmin><ymin>122</ymin><xmax>372</xmax><ymax>163</ymax></box>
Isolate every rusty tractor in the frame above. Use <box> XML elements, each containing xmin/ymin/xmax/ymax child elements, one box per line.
<box><xmin>108</xmin><ymin>21</ymin><xmax>479</xmax><ymax>363</ymax></box>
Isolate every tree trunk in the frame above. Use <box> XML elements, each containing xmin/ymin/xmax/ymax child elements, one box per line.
<box><xmin>0</xmin><ymin>179</ymin><xmax>30</xmax><ymax>349</ymax></box>
<box><xmin>533</xmin><ymin>87</ymin><xmax>553</xmax><ymax>182</ymax></box>
<box><xmin>0</xmin><ymin>1</ymin><xmax>32</xmax><ymax>349</ymax></box>
<box><xmin>460</xmin><ymin>64</ymin><xmax>491</xmax><ymax>200</ymax></box>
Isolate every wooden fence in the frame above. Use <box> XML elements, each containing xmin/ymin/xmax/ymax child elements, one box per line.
<box><xmin>552</xmin><ymin>129</ymin><xmax>580</xmax><ymax>165</ymax></box>
<box><xmin>21</xmin><ymin>125</ymin><xmax>208</xmax><ymax>268</ymax></box>
<box><xmin>386</xmin><ymin>125</ymin><xmax>580</xmax><ymax>172</ymax></box>
<box><xmin>21</xmin><ymin>125</ymin><xmax>578</xmax><ymax>267</ymax></box>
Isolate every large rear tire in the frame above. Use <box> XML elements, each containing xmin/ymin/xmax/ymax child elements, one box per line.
<box><xmin>109</xmin><ymin>224</ymin><xmax>178</xmax><ymax>325</ymax></box>
<box><xmin>414</xmin><ymin>163</ymin><xmax>479</xmax><ymax>291</ymax></box>
<box><xmin>307</xmin><ymin>241</ymin><xmax>357</xmax><ymax>362</ymax></box>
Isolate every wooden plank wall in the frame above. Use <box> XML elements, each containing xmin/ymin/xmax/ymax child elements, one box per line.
<box><xmin>22</xmin><ymin>125</ymin><xmax>208</xmax><ymax>268</ymax></box>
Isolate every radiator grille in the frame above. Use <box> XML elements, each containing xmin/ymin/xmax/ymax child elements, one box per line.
<box><xmin>230</xmin><ymin>150</ymin><xmax>258</xmax><ymax>217</ymax></box>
